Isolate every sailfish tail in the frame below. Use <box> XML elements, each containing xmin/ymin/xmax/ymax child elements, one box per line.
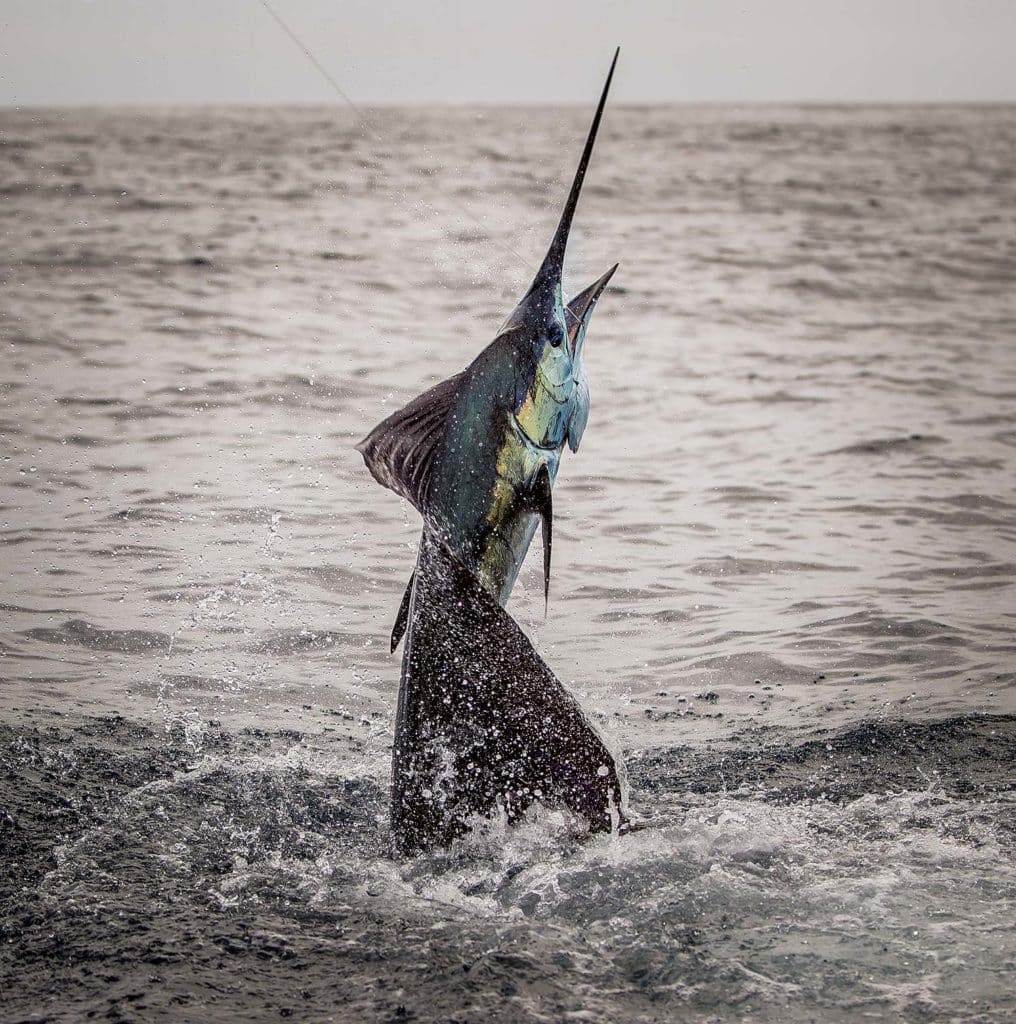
<box><xmin>391</xmin><ymin>529</ymin><xmax>628</xmax><ymax>855</ymax></box>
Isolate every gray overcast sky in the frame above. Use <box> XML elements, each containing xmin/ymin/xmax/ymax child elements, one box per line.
<box><xmin>2</xmin><ymin>0</ymin><xmax>1015</xmax><ymax>107</ymax></box>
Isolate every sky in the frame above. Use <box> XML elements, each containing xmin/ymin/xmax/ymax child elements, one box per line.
<box><xmin>2</xmin><ymin>0</ymin><xmax>1015</xmax><ymax>107</ymax></box>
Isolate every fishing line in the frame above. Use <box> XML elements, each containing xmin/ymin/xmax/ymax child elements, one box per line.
<box><xmin>257</xmin><ymin>0</ymin><xmax>535</xmax><ymax>274</ymax></box>
<box><xmin>259</xmin><ymin>0</ymin><xmax>366</xmax><ymax>119</ymax></box>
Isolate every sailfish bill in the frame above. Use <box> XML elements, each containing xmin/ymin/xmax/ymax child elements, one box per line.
<box><xmin>521</xmin><ymin>47</ymin><xmax>619</xmax><ymax>313</ymax></box>
<box><xmin>391</xmin><ymin>530</ymin><xmax>627</xmax><ymax>855</ymax></box>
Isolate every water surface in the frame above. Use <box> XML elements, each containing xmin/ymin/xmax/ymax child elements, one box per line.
<box><xmin>1</xmin><ymin>104</ymin><xmax>1014</xmax><ymax>1021</ymax></box>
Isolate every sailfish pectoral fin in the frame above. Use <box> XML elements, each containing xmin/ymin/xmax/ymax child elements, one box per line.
<box><xmin>390</xmin><ymin>529</ymin><xmax>627</xmax><ymax>856</ymax></box>
<box><xmin>532</xmin><ymin>464</ymin><xmax>553</xmax><ymax>615</ymax></box>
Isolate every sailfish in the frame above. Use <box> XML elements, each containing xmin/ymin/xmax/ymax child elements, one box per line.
<box><xmin>358</xmin><ymin>51</ymin><xmax>626</xmax><ymax>855</ymax></box>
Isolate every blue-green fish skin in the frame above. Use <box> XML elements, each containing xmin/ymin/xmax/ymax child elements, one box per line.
<box><xmin>486</xmin><ymin>267</ymin><xmax>618</xmax><ymax>601</ymax></box>
<box><xmin>424</xmin><ymin>267</ymin><xmax>616</xmax><ymax>604</ymax></box>
<box><xmin>358</xmin><ymin>49</ymin><xmax>620</xmax><ymax>606</ymax></box>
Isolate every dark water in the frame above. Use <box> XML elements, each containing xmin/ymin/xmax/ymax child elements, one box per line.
<box><xmin>2</xmin><ymin>714</ymin><xmax>1013</xmax><ymax>1022</ymax></box>
<box><xmin>1</xmin><ymin>104</ymin><xmax>1015</xmax><ymax>1020</ymax></box>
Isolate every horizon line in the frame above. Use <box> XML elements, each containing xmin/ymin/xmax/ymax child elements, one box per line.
<box><xmin>4</xmin><ymin>97</ymin><xmax>1016</xmax><ymax>113</ymax></box>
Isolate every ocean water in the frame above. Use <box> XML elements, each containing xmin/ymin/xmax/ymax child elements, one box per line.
<box><xmin>1</xmin><ymin>104</ymin><xmax>1014</xmax><ymax>1021</ymax></box>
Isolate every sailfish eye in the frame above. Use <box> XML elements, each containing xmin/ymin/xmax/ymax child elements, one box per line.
<box><xmin>546</xmin><ymin>322</ymin><xmax>566</xmax><ymax>348</ymax></box>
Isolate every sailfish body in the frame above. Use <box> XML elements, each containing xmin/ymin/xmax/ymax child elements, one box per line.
<box><xmin>358</xmin><ymin>52</ymin><xmax>626</xmax><ymax>854</ymax></box>
<box><xmin>426</xmin><ymin>265</ymin><xmax>616</xmax><ymax>605</ymax></box>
